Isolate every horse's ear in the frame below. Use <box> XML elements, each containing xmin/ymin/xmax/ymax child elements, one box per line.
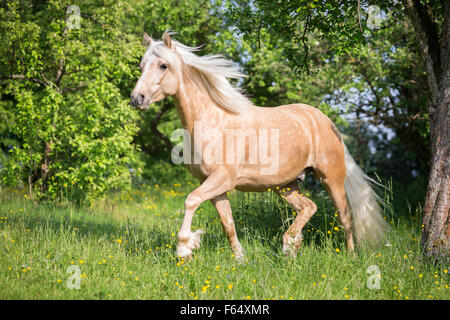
<box><xmin>143</xmin><ymin>32</ymin><xmax>154</xmax><ymax>46</ymax></box>
<box><xmin>162</xmin><ymin>31</ymin><xmax>172</xmax><ymax>49</ymax></box>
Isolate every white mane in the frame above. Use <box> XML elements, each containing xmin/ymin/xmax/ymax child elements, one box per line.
<box><xmin>143</xmin><ymin>39</ymin><xmax>253</xmax><ymax>114</ymax></box>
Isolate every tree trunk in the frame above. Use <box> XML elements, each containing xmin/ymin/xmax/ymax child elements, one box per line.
<box><xmin>150</xmin><ymin>101</ymin><xmax>173</xmax><ymax>153</ymax></box>
<box><xmin>40</xmin><ymin>141</ymin><xmax>51</xmax><ymax>194</ymax></box>
<box><xmin>422</xmin><ymin>94</ymin><xmax>449</xmax><ymax>258</ymax></box>
<box><xmin>402</xmin><ymin>0</ymin><xmax>449</xmax><ymax>258</ymax></box>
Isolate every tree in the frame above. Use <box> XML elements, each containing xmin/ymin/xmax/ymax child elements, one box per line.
<box><xmin>401</xmin><ymin>0</ymin><xmax>449</xmax><ymax>258</ymax></box>
<box><xmin>328</xmin><ymin>17</ymin><xmax>430</xmax><ymax>181</ymax></box>
<box><xmin>227</xmin><ymin>0</ymin><xmax>448</xmax><ymax>258</ymax></box>
<box><xmin>0</xmin><ymin>0</ymin><xmax>141</xmax><ymax>202</ymax></box>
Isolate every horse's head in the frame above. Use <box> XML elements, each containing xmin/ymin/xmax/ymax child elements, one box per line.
<box><xmin>131</xmin><ymin>32</ymin><xmax>181</xmax><ymax>110</ymax></box>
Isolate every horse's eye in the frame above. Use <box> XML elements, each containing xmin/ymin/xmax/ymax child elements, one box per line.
<box><xmin>160</xmin><ymin>63</ymin><xmax>168</xmax><ymax>70</ymax></box>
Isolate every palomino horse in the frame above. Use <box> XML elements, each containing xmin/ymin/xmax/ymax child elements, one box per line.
<box><xmin>131</xmin><ymin>32</ymin><xmax>389</xmax><ymax>260</ymax></box>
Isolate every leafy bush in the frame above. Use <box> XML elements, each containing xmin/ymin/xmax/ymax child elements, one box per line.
<box><xmin>0</xmin><ymin>0</ymin><xmax>141</xmax><ymax>202</ymax></box>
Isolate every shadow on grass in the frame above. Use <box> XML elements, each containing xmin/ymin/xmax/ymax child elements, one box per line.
<box><xmin>3</xmin><ymin>181</ymin><xmax>347</xmax><ymax>259</ymax></box>
<box><xmin>207</xmin><ymin>186</ymin><xmax>347</xmax><ymax>253</ymax></box>
<box><xmin>5</xmin><ymin>204</ymin><xmax>179</xmax><ymax>258</ymax></box>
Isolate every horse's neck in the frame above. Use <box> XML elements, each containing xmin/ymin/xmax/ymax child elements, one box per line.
<box><xmin>174</xmin><ymin>76</ymin><xmax>222</xmax><ymax>133</ymax></box>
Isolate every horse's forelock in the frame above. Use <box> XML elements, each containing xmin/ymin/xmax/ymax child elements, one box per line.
<box><xmin>142</xmin><ymin>42</ymin><xmax>181</xmax><ymax>70</ymax></box>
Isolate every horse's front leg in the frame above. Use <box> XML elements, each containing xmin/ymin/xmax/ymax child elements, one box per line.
<box><xmin>176</xmin><ymin>170</ymin><xmax>235</xmax><ymax>259</ymax></box>
<box><xmin>211</xmin><ymin>193</ymin><xmax>245</xmax><ymax>261</ymax></box>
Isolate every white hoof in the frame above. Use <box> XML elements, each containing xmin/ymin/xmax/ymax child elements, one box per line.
<box><xmin>176</xmin><ymin>229</ymin><xmax>205</xmax><ymax>258</ymax></box>
<box><xmin>233</xmin><ymin>250</ymin><xmax>245</xmax><ymax>262</ymax></box>
<box><xmin>233</xmin><ymin>244</ymin><xmax>246</xmax><ymax>261</ymax></box>
<box><xmin>282</xmin><ymin>233</ymin><xmax>302</xmax><ymax>257</ymax></box>
<box><xmin>176</xmin><ymin>244</ymin><xmax>193</xmax><ymax>259</ymax></box>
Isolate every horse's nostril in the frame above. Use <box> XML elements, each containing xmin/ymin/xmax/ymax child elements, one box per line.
<box><xmin>131</xmin><ymin>93</ymin><xmax>145</xmax><ymax>107</ymax></box>
<box><xmin>137</xmin><ymin>94</ymin><xmax>145</xmax><ymax>105</ymax></box>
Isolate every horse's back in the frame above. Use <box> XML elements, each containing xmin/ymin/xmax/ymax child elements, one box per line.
<box><xmin>261</xmin><ymin>103</ymin><xmax>346</xmax><ymax>174</ymax></box>
<box><xmin>273</xmin><ymin>103</ymin><xmax>333</xmax><ymax>122</ymax></box>
<box><xmin>277</xmin><ymin>103</ymin><xmax>340</xmax><ymax>137</ymax></box>
<box><xmin>255</xmin><ymin>103</ymin><xmax>341</xmax><ymax>139</ymax></box>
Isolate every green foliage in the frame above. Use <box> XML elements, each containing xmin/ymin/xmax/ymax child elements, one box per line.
<box><xmin>0</xmin><ymin>0</ymin><xmax>141</xmax><ymax>202</ymax></box>
<box><xmin>227</xmin><ymin>0</ymin><xmax>405</xmax><ymax>72</ymax></box>
<box><xmin>326</xmin><ymin>19</ymin><xmax>430</xmax><ymax>182</ymax></box>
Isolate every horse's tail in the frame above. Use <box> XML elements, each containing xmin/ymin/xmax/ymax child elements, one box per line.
<box><xmin>343</xmin><ymin>144</ymin><xmax>390</xmax><ymax>246</ymax></box>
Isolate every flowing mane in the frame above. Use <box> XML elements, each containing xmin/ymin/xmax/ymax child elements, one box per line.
<box><xmin>143</xmin><ymin>39</ymin><xmax>253</xmax><ymax>114</ymax></box>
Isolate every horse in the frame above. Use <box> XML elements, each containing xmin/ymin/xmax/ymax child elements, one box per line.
<box><xmin>130</xmin><ymin>32</ymin><xmax>390</xmax><ymax>260</ymax></box>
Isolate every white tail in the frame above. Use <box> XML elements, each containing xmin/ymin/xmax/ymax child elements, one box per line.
<box><xmin>343</xmin><ymin>144</ymin><xmax>390</xmax><ymax>245</ymax></box>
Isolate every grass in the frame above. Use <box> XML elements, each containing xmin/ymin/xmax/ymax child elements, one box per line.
<box><xmin>0</xmin><ymin>181</ymin><xmax>448</xmax><ymax>300</ymax></box>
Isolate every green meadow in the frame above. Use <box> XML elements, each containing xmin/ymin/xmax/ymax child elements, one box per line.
<box><xmin>0</xmin><ymin>182</ymin><xmax>448</xmax><ymax>300</ymax></box>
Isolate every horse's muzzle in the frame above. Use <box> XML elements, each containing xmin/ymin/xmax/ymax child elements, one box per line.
<box><xmin>130</xmin><ymin>93</ymin><xmax>146</xmax><ymax>109</ymax></box>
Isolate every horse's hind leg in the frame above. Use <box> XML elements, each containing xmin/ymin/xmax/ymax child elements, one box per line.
<box><xmin>316</xmin><ymin>160</ymin><xmax>355</xmax><ymax>251</ymax></box>
<box><xmin>275</xmin><ymin>181</ymin><xmax>317</xmax><ymax>257</ymax></box>
<box><xmin>321</xmin><ymin>176</ymin><xmax>355</xmax><ymax>252</ymax></box>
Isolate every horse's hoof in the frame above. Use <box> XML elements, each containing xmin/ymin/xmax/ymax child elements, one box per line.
<box><xmin>282</xmin><ymin>250</ymin><xmax>297</xmax><ymax>259</ymax></box>
<box><xmin>282</xmin><ymin>245</ymin><xmax>299</xmax><ymax>258</ymax></box>
<box><xmin>176</xmin><ymin>245</ymin><xmax>193</xmax><ymax>260</ymax></box>
<box><xmin>234</xmin><ymin>253</ymin><xmax>246</xmax><ymax>263</ymax></box>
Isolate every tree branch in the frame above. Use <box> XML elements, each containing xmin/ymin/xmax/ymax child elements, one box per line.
<box><xmin>150</xmin><ymin>102</ymin><xmax>173</xmax><ymax>152</ymax></box>
<box><xmin>301</xmin><ymin>15</ymin><xmax>310</xmax><ymax>70</ymax></box>
<box><xmin>61</xmin><ymin>83</ymin><xmax>88</xmax><ymax>93</ymax></box>
<box><xmin>81</xmin><ymin>14</ymin><xmax>129</xmax><ymax>41</ymax></box>
<box><xmin>402</xmin><ymin>0</ymin><xmax>441</xmax><ymax>100</ymax></box>
<box><xmin>1</xmin><ymin>74</ymin><xmax>50</xmax><ymax>87</ymax></box>
<box><xmin>55</xmin><ymin>58</ymin><xmax>65</xmax><ymax>86</ymax></box>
